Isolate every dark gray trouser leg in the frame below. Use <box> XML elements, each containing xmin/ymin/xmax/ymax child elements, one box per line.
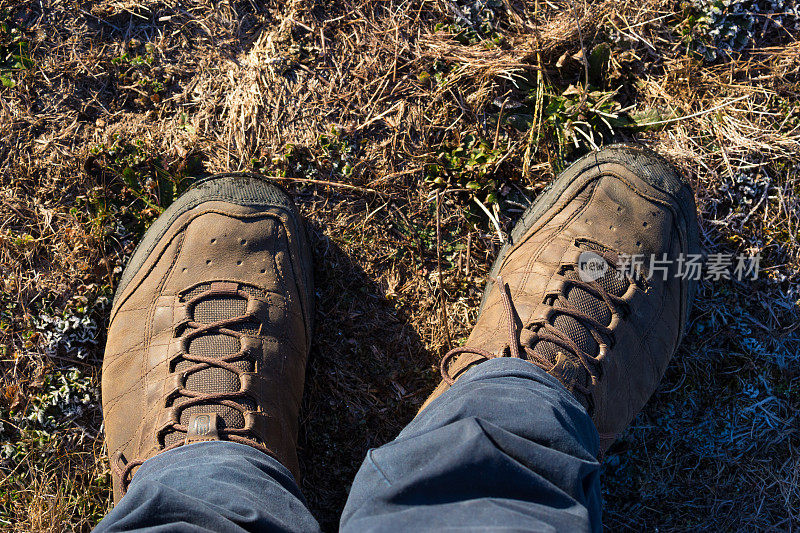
<box><xmin>340</xmin><ymin>357</ymin><xmax>601</xmax><ymax>533</ymax></box>
<box><xmin>95</xmin><ymin>357</ymin><xmax>600</xmax><ymax>532</ymax></box>
<box><xmin>94</xmin><ymin>441</ymin><xmax>321</xmax><ymax>533</ymax></box>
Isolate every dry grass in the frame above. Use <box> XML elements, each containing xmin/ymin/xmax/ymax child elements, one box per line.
<box><xmin>1</xmin><ymin>0</ymin><xmax>799</xmax><ymax>530</ymax></box>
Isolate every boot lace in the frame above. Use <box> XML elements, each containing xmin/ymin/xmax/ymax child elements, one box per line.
<box><xmin>112</xmin><ymin>282</ymin><xmax>269</xmax><ymax>494</ymax></box>
<box><xmin>440</xmin><ymin>248</ymin><xmax>632</xmax><ymax>407</ymax></box>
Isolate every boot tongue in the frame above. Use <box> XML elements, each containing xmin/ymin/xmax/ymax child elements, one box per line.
<box><xmin>529</xmin><ymin>251</ymin><xmax>628</xmax><ymax>393</ymax></box>
<box><xmin>164</xmin><ymin>283</ymin><xmax>261</xmax><ymax>447</ymax></box>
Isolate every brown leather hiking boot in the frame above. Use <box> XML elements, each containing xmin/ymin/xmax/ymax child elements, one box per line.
<box><xmin>102</xmin><ymin>174</ymin><xmax>313</xmax><ymax>502</ymax></box>
<box><xmin>421</xmin><ymin>145</ymin><xmax>699</xmax><ymax>453</ymax></box>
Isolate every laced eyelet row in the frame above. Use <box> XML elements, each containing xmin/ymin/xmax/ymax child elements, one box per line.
<box><xmin>115</xmin><ymin>283</ymin><xmax>270</xmax><ymax>495</ymax></box>
<box><xmin>440</xmin><ymin>247</ymin><xmax>632</xmax><ymax>408</ymax></box>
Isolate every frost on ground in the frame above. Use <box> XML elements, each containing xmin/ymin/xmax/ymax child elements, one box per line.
<box><xmin>685</xmin><ymin>0</ymin><xmax>800</xmax><ymax>60</ymax></box>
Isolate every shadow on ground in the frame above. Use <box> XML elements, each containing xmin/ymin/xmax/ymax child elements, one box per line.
<box><xmin>297</xmin><ymin>223</ymin><xmax>434</xmax><ymax>530</ymax></box>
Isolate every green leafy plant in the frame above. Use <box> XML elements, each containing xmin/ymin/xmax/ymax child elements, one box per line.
<box><xmin>417</xmin><ymin>59</ymin><xmax>461</xmax><ymax>89</ymax></box>
<box><xmin>112</xmin><ymin>43</ymin><xmax>165</xmax><ymax>107</ymax></box>
<box><xmin>318</xmin><ymin>129</ymin><xmax>357</xmax><ymax>179</ymax></box>
<box><xmin>500</xmin><ymin>67</ymin><xmax>666</xmax><ymax>169</ymax></box>
<box><xmin>271</xmin><ymin>128</ymin><xmax>359</xmax><ymax>181</ymax></box>
<box><xmin>435</xmin><ymin>0</ymin><xmax>507</xmax><ymax>47</ymax></box>
<box><xmin>111</xmin><ymin>51</ymin><xmax>154</xmax><ymax>67</ymax></box>
<box><xmin>0</xmin><ymin>11</ymin><xmax>33</xmax><ymax>88</ymax></box>
<box><xmin>85</xmin><ymin>135</ymin><xmax>202</xmax><ymax>239</ymax></box>
<box><xmin>270</xmin><ymin>143</ymin><xmax>315</xmax><ymax>178</ymax></box>
<box><xmin>426</xmin><ymin>133</ymin><xmax>505</xmax><ymax>204</ymax></box>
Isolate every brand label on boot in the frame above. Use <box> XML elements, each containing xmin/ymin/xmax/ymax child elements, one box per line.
<box><xmin>185</xmin><ymin>413</ymin><xmax>221</xmax><ymax>443</ymax></box>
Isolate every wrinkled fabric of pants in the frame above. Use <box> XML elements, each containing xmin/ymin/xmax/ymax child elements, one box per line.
<box><xmin>95</xmin><ymin>358</ymin><xmax>601</xmax><ymax>533</ymax></box>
